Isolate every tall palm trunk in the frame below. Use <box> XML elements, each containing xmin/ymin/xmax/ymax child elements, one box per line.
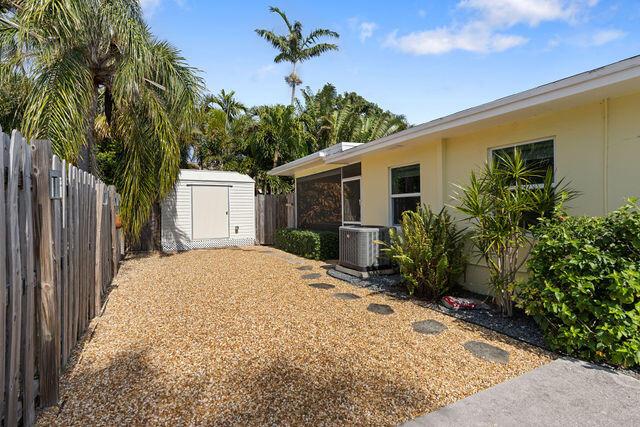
<box><xmin>79</xmin><ymin>85</ymin><xmax>98</xmax><ymax>173</ymax></box>
<box><xmin>290</xmin><ymin>61</ymin><xmax>297</xmax><ymax>105</ymax></box>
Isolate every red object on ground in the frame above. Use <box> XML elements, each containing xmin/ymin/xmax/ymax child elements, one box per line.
<box><xmin>441</xmin><ymin>296</ymin><xmax>478</xmax><ymax>310</ymax></box>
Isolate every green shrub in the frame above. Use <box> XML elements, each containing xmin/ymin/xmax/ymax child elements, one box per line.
<box><xmin>274</xmin><ymin>228</ymin><xmax>338</xmax><ymax>260</ymax></box>
<box><xmin>380</xmin><ymin>206</ymin><xmax>467</xmax><ymax>300</ymax></box>
<box><xmin>515</xmin><ymin>200</ymin><xmax>640</xmax><ymax>368</ymax></box>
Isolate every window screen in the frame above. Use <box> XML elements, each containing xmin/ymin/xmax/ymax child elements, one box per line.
<box><xmin>296</xmin><ymin>169</ymin><xmax>342</xmax><ymax>231</ymax></box>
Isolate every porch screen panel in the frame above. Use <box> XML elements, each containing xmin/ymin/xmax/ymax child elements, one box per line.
<box><xmin>296</xmin><ymin>169</ymin><xmax>342</xmax><ymax>231</ymax></box>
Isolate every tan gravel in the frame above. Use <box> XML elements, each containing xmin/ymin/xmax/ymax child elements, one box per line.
<box><xmin>37</xmin><ymin>247</ymin><xmax>552</xmax><ymax>426</ymax></box>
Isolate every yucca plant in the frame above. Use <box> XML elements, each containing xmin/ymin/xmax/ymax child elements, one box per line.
<box><xmin>380</xmin><ymin>206</ymin><xmax>467</xmax><ymax>300</ymax></box>
<box><xmin>453</xmin><ymin>150</ymin><xmax>578</xmax><ymax>316</ymax></box>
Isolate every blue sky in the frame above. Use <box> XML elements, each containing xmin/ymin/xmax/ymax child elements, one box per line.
<box><xmin>142</xmin><ymin>0</ymin><xmax>640</xmax><ymax>124</ymax></box>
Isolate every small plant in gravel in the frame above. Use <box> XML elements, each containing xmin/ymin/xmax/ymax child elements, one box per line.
<box><xmin>515</xmin><ymin>200</ymin><xmax>640</xmax><ymax>368</ymax></box>
<box><xmin>380</xmin><ymin>206</ymin><xmax>466</xmax><ymax>300</ymax></box>
<box><xmin>453</xmin><ymin>150</ymin><xmax>577</xmax><ymax>316</ymax></box>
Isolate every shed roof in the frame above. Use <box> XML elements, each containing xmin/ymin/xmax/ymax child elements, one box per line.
<box><xmin>178</xmin><ymin>169</ymin><xmax>254</xmax><ymax>183</ymax></box>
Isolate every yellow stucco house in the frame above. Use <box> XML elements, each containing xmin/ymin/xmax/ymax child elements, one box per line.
<box><xmin>269</xmin><ymin>55</ymin><xmax>640</xmax><ymax>293</ymax></box>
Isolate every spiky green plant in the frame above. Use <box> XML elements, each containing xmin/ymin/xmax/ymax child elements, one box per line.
<box><xmin>1</xmin><ymin>0</ymin><xmax>203</xmax><ymax>240</ymax></box>
<box><xmin>453</xmin><ymin>150</ymin><xmax>578</xmax><ymax>316</ymax></box>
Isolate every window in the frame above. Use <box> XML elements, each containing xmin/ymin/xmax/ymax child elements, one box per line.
<box><xmin>491</xmin><ymin>139</ymin><xmax>554</xmax><ymax>184</ymax></box>
<box><xmin>342</xmin><ymin>177</ymin><xmax>361</xmax><ymax>224</ymax></box>
<box><xmin>390</xmin><ymin>164</ymin><xmax>420</xmax><ymax>225</ymax></box>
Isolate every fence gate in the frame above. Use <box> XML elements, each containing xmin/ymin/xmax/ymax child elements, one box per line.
<box><xmin>255</xmin><ymin>193</ymin><xmax>294</xmax><ymax>245</ymax></box>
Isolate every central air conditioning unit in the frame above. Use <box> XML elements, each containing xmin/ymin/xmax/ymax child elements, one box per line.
<box><xmin>337</xmin><ymin>225</ymin><xmax>394</xmax><ymax>277</ymax></box>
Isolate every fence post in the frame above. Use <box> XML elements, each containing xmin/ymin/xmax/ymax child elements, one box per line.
<box><xmin>19</xmin><ymin>134</ymin><xmax>36</xmax><ymax>426</ymax></box>
<box><xmin>109</xmin><ymin>186</ymin><xmax>118</xmax><ymax>276</ymax></box>
<box><xmin>94</xmin><ymin>182</ymin><xmax>104</xmax><ymax>313</ymax></box>
<box><xmin>5</xmin><ymin>130</ymin><xmax>24</xmax><ymax>425</ymax></box>
<box><xmin>0</xmin><ymin>129</ymin><xmax>7</xmax><ymax>422</ymax></box>
<box><xmin>52</xmin><ymin>156</ymin><xmax>63</xmax><ymax>370</ymax></box>
<box><xmin>32</xmin><ymin>139</ymin><xmax>59</xmax><ymax>407</ymax></box>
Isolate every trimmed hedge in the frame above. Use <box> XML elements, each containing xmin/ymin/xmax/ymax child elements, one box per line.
<box><xmin>515</xmin><ymin>200</ymin><xmax>640</xmax><ymax>368</ymax></box>
<box><xmin>274</xmin><ymin>228</ymin><xmax>339</xmax><ymax>260</ymax></box>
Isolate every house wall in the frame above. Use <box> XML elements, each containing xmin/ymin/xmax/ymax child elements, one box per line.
<box><xmin>291</xmin><ymin>90</ymin><xmax>640</xmax><ymax>295</ymax></box>
<box><xmin>161</xmin><ymin>178</ymin><xmax>255</xmax><ymax>251</ymax></box>
<box><xmin>360</xmin><ymin>91</ymin><xmax>640</xmax><ymax>293</ymax></box>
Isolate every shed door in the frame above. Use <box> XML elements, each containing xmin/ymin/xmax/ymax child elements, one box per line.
<box><xmin>191</xmin><ymin>185</ymin><xmax>229</xmax><ymax>239</ymax></box>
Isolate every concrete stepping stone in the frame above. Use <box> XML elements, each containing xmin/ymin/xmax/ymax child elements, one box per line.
<box><xmin>297</xmin><ymin>265</ymin><xmax>313</xmax><ymax>271</ymax></box>
<box><xmin>464</xmin><ymin>341</ymin><xmax>509</xmax><ymax>364</ymax></box>
<box><xmin>412</xmin><ymin>320</ymin><xmax>447</xmax><ymax>335</ymax></box>
<box><xmin>302</xmin><ymin>273</ymin><xmax>322</xmax><ymax>279</ymax></box>
<box><xmin>309</xmin><ymin>283</ymin><xmax>335</xmax><ymax>290</ymax></box>
<box><xmin>333</xmin><ymin>293</ymin><xmax>361</xmax><ymax>300</ymax></box>
<box><xmin>367</xmin><ymin>303</ymin><xmax>394</xmax><ymax>315</ymax></box>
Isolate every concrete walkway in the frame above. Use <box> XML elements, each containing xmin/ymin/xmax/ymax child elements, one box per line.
<box><xmin>405</xmin><ymin>358</ymin><xmax>640</xmax><ymax>427</ymax></box>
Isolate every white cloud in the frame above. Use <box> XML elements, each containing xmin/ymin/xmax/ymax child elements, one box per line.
<box><xmin>589</xmin><ymin>29</ymin><xmax>625</xmax><ymax>46</ymax></box>
<box><xmin>252</xmin><ymin>64</ymin><xmax>277</xmax><ymax>80</ymax></box>
<box><xmin>349</xmin><ymin>18</ymin><xmax>378</xmax><ymax>43</ymax></box>
<box><xmin>140</xmin><ymin>0</ymin><xmax>187</xmax><ymax>16</ymax></box>
<box><xmin>385</xmin><ymin>0</ymin><xmax>599</xmax><ymax>55</ymax></box>
<box><xmin>385</xmin><ymin>24</ymin><xmax>527</xmax><ymax>55</ymax></box>
<box><xmin>358</xmin><ymin>21</ymin><xmax>378</xmax><ymax>42</ymax></box>
<box><xmin>140</xmin><ymin>0</ymin><xmax>161</xmax><ymax>14</ymax></box>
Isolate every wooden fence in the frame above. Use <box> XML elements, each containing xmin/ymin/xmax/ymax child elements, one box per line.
<box><xmin>1</xmin><ymin>128</ymin><xmax>122</xmax><ymax>426</ymax></box>
<box><xmin>255</xmin><ymin>193</ymin><xmax>295</xmax><ymax>245</ymax></box>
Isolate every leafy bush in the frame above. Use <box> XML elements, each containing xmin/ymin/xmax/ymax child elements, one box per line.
<box><xmin>515</xmin><ymin>200</ymin><xmax>640</xmax><ymax>368</ymax></box>
<box><xmin>380</xmin><ymin>206</ymin><xmax>466</xmax><ymax>300</ymax></box>
<box><xmin>274</xmin><ymin>228</ymin><xmax>338</xmax><ymax>260</ymax></box>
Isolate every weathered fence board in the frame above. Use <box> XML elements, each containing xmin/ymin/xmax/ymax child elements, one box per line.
<box><xmin>1</xmin><ymin>129</ymin><xmax>122</xmax><ymax>426</ymax></box>
<box><xmin>255</xmin><ymin>193</ymin><xmax>295</xmax><ymax>245</ymax></box>
<box><xmin>33</xmin><ymin>138</ymin><xmax>59</xmax><ymax>407</ymax></box>
<box><xmin>6</xmin><ymin>131</ymin><xmax>24</xmax><ymax>426</ymax></box>
<box><xmin>19</xmin><ymin>134</ymin><xmax>36</xmax><ymax>427</ymax></box>
<box><xmin>0</xmin><ymin>130</ymin><xmax>7</xmax><ymax>422</ymax></box>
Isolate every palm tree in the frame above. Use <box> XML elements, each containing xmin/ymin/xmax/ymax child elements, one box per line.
<box><xmin>1</xmin><ymin>0</ymin><xmax>202</xmax><ymax>240</ymax></box>
<box><xmin>205</xmin><ymin>89</ymin><xmax>245</xmax><ymax>126</ymax></box>
<box><xmin>256</xmin><ymin>6</ymin><xmax>339</xmax><ymax>104</ymax></box>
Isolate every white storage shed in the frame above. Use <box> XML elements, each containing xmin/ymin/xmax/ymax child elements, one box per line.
<box><xmin>161</xmin><ymin>170</ymin><xmax>255</xmax><ymax>251</ymax></box>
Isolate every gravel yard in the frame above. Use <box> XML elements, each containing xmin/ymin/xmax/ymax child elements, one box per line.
<box><xmin>37</xmin><ymin>247</ymin><xmax>552</xmax><ymax>426</ymax></box>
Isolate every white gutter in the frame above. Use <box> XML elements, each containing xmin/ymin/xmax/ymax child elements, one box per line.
<box><xmin>268</xmin><ymin>142</ymin><xmax>363</xmax><ymax>176</ymax></box>
<box><xmin>327</xmin><ymin>55</ymin><xmax>640</xmax><ymax>164</ymax></box>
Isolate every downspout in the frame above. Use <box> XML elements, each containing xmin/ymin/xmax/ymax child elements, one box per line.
<box><xmin>603</xmin><ymin>98</ymin><xmax>609</xmax><ymax>215</ymax></box>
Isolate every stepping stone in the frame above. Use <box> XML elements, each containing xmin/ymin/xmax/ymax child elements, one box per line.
<box><xmin>464</xmin><ymin>341</ymin><xmax>509</xmax><ymax>364</ymax></box>
<box><xmin>302</xmin><ymin>273</ymin><xmax>322</xmax><ymax>279</ymax></box>
<box><xmin>297</xmin><ymin>265</ymin><xmax>313</xmax><ymax>271</ymax></box>
<box><xmin>412</xmin><ymin>320</ymin><xmax>447</xmax><ymax>335</ymax></box>
<box><xmin>367</xmin><ymin>303</ymin><xmax>394</xmax><ymax>315</ymax></box>
<box><xmin>333</xmin><ymin>293</ymin><xmax>361</xmax><ymax>300</ymax></box>
<box><xmin>309</xmin><ymin>282</ymin><xmax>335</xmax><ymax>290</ymax></box>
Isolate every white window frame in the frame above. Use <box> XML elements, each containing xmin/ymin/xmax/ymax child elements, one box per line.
<box><xmin>341</xmin><ymin>175</ymin><xmax>362</xmax><ymax>225</ymax></box>
<box><xmin>488</xmin><ymin>137</ymin><xmax>556</xmax><ymax>189</ymax></box>
<box><xmin>389</xmin><ymin>163</ymin><xmax>421</xmax><ymax>226</ymax></box>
